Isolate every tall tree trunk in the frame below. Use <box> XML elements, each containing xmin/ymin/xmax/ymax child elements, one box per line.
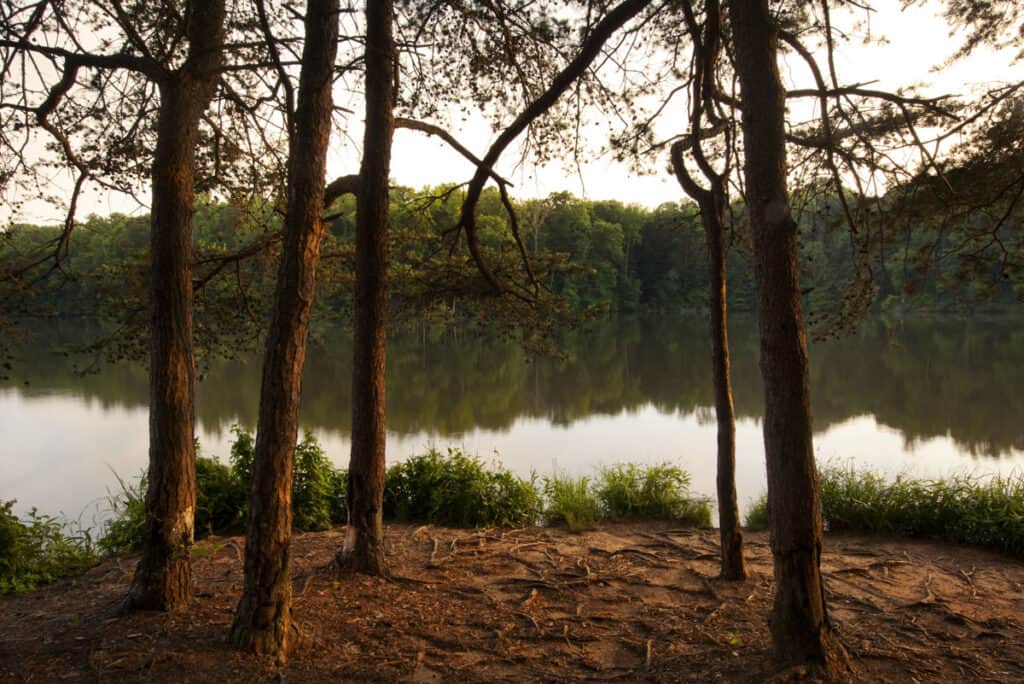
<box><xmin>729</xmin><ymin>0</ymin><xmax>850</xmax><ymax>674</ymax></box>
<box><xmin>670</xmin><ymin>0</ymin><xmax>745</xmax><ymax>581</ymax></box>
<box><xmin>702</xmin><ymin>187</ymin><xmax>746</xmax><ymax>581</ymax></box>
<box><xmin>124</xmin><ymin>0</ymin><xmax>226</xmax><ymax>612</ymax></box>
<box><xmin>229</xmin><ymin>0</ymin><xmax>339</xmax><ymax>658</ymax></box>
<box><xmin>337</xmin><ymin>0</ymin><xmax>395</xmax><ymax>576</ymax></box>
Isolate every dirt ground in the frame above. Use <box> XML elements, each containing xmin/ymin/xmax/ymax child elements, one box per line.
<box><xmin>1</xmin><ymin>522</ymin><xmax>1022</xmax><ymax>682</ymax></box>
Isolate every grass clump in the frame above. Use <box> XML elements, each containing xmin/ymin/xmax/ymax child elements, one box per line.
<box><xmin>385</xmin><ymin>448</ymin><xmax>540</xmax><ymax>527</ymax></box>
<box><xmin>819</xmin><ymin>466</ymin><xmax>1024</xmax><ymax>556</ymax></box>
<box><xmin>98</xmin><ymin>471</ymin><xmax>146</xmax><ymax>555</ymax></box>
<box><xmin>0</xmin><ymin>501</ymin><xmax>98</xmax><ymax>594</ymax></box>
<box><xmin>543</xmin><ymin>472</ymin><xmax>602</xmax><ymax>531</ymax></box>
<box><xmin>544</xmin><ymin>463</ymin><xmax>711</xmax><ymax>532</ymax></box>
<box><xmin>745</xmin><ymin>467</ymin><xmax>1024</xmax><ymax>557</ymax></box>
<box><xmin>596</xmin><ymin>463</ymin><xmax>712</xmax><ymax>527</ymax></box>
<box><xmin>744</xmin><ymin>495</ymin><xmax>769</xmax><ymax>531</ymax></box>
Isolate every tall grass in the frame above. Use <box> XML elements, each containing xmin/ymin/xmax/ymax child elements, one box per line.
<box><xmin>543</xmin><ymin>472</ymin><xmax>602</xmax><ymax>531</ymax></box>
<box><xmin>744</xmin><ymin>467</ymin><xmax>1024</xmax><ymax>557</ymax></box>
<box><xmin>545</xmin><ymin>463</ymin><xmax>712</xmax><ymax>532</ymax></box>
<box><xmin>597</xmin><ymin>463</ymin><xmax>712</xmax><ymax>526</ymax></box>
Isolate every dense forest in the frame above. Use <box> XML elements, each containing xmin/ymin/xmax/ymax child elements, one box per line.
<box><xmin>5</xmin><ymin>183</ymin><xmax>1020</xmax><ymax>339</ymax></box>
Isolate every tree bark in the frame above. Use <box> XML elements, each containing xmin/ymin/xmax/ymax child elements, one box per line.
<box><xmin>669</xmin><ymin>0</ymin><xmax>745</xmax><ymax>580</ymax></box>
<box><xmin>337</xmin><ymin>0</ymin><xmax>395</xmax><ymax>576</ymax></box>
<box><xmin>729</xmin><ymin>0</ymin><xmax>850</xmax><ymax>674</ymax></box>
<box><xmin>124</xmin><ymin>0</ymin><xmax>226</xmax><ymax>613</ymax></box>
<box><xmin>229</xmin><ymin>0</ymin><xmax>340</xmax><ymax>658</ymax></box>
<box><xmin>702</xmin><ymin>188</ymin><xmax>746</xmax><ymax>581</ymax></box>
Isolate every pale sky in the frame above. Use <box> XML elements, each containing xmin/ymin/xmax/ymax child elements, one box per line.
<box><xmin>7</xmin><ymin>1</ymin><xmax>1024</xmax><ymax>225</ymax></box>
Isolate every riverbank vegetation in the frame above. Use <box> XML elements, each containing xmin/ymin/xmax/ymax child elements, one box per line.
<box><xmin>6</xmin><ymin>446</ymin><xmax>1024</xmax><ymax>596</ymax></box>
<box><xmin>747</xmin><ymin>467</ymin><xmax>1024</xmax><ymax>557</ymax></box>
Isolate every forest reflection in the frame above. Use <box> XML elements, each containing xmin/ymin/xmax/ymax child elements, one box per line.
<box><xmin>6</xmin><ymin>315</ymin><xmax>1023</xmax><ymax>458</ymax></box>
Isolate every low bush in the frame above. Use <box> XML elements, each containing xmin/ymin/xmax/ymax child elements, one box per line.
<box><xmin>819</xmin><ymin>467</ymin><xmax>1024</xmax><ymax>556</ymax></box>
<box><xmin>596</xmin><ymin>463</ymin><xmax>712</xmax><ymax>527</ymax></box>
<box><xmin>195</xmin><ymin>456</ymin><xmax>247</xmax><ymax>536</ymax></box>
<box><xmin>384</xmin><ymin>448</ymin><xmax>540</xmax><ymax>527</ymax></box>
<box><xmin>100</xmin><ymin>429</ymin><xmax>346</xmax><ymax>554</ymax></box>
<box><xmin>745</xmin><ymin>468</ymin><xmax>1024</xmax><ymax>557</ymax></box>
<box><xmin>292</xmin><ymin>431</ymin><xmax>346</xmax><ymax>531</ymax></box>
<box><xmin>0</xmin><ymin>501</ymin><xmax>97</xmax><ymax>594</ymax></box>
<box><xmin>744</xmin><ymin>495</ymin><xmax>769</xmax><ymax>531</ymax></box>
<box><xmin>98</xmin><ymin>470</ymin><xmax>147</xmax><ymax>555</ymax></box>
<box><xmin>543</xmin><ymin>472</ymin><xmax>602</xmax><ymax>531</ymax></box>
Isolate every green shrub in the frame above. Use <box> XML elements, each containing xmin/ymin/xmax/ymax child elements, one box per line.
<box><xmin>384</xmin><ymin>448</ymin><xmax>540</xmax><ymax>527</ymax></box>
<box><xmin>228</xmin><ymin>424</ymin><xmax>255</xmax><ymax>484</ymax></box>
<box><xmin>100</xmin><ymin>429</ymin><xmax>347</xmax><ymax>554</ymax></box>
<box><xmin>747</xmin><ymin>467</ymin><xmax>1024</xmax><ymax>557</ymax></box>
<box><xmin>328</xmin><ymin>467</ymin><xmax>348</xmax><ymax>525</ymax></box>
<box><xmin>292</xmin><ymin>431</ymin><xmax>341</xmax><ymax>532</ymax></box>
<box><xmin>0</xmin><ymin>501</ymin><xmax>98</xmax><ymax>594</ymax></box>
<box><xmin>98</xmin><ymin>471</ymin><xmax>147</xmax><ymax>555</ymax></box>
<box><xmin>595</xmin><ymin>463</ymin><xmax>711</xmax><ymax>526</ymax></box>
<box><xmin>543</xmin><ymin>472</ymin><xmax>602</xmax><ymax>532</ymax></box>
<box><xmin>744</xmin><ymin>495</ymin><xmax>769</xmax><ymax>531</ymax></box>
<box><xmin>195</xmin><ymin>456</ymin><xmax>247</xmax><ymax>536</ymax></box>
<box><xmin>818</xmin><ymin>467</ymin><xmax>1024</xmax><ymax>556</ymax></box>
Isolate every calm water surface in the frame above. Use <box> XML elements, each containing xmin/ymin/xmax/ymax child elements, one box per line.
<box><xmin>2</xmin><ymin>315</ymin><xmax>1023</xmax><ymax>524</ymax></box>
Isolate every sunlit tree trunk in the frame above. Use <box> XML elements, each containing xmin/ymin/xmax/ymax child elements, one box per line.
<box><xmin>124</xmin><ymin>0</ymin><xmax>226</xmax><ymax>612</ymax></box>
<box><xmin>337</xmin><ymin>0</ymin><xmax>395</xmax><ymax>576</ymax></box>
<box><xmin>729</xmin><ymin>0</ymin><xmax>850</xmax><ymax>674</ymax></box>
<box><xmin>229</xmin><ymin>0</ymin><xmax>340</xmax><ymax>657</ymax></box>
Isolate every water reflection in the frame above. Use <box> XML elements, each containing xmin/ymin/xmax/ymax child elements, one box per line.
<box><xmin>7</xmin><ymin>315</ymin><xmax>1023</xmax><ymax>456</ymax></box>
<box><xmin>2</xmin><ymin>315</ymin><xmax>1023</xmax><ymax>520</ymax></box>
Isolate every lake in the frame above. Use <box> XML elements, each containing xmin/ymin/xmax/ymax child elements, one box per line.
<box><xmin>2</xmin><ymin>315</ymin><xmax>1023</xmax><ymax>526</ymax></box>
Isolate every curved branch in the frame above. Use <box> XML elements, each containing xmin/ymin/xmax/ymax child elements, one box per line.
<box><xmin>455</xmin><ymin>0</ymin><xmax>654</xmax><ymax>296</ymax></box>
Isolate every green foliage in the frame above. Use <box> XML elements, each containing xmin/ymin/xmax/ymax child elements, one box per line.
<box><xmin>744</xmin><ymin>495</ymin><xmax>769</xmax><ymax>531</ymax></box>
<box><xmin>543</xmin><ymin>464</ymin><xmax>711</xmax><ymax>531</ymax></box>
<box><xmin>100</xmin><ymin>429</ymin><xmax>346</xmax><ymax>554</ymax></box>
<box><xmin>292</xmin><ymin>431</ymin><xmax>345</xmax><ymax>531</ymax></box>
<box><xmin>98</xmin><ymin>471</ymin><xmax>147</xmax><ymax>555</ymax></box>
<box><xmin>228</xmin><ymin>424</ymin><xmax>255</xmax><ymax>484</ymax></box>
<box><xmin>384</xmin><ymin>448</ymin><xmax>541</xmax><ymax>527</ymax></box>
<box><xmin>195</xmin><ymin>456</ymin><xmax>247</xmax><ymax>536</ymax></box>
<box><xmin>747</xmin><ymin>468</ymin><xmax>1024</xmax><ymax>556</ymax></box>
<box><xmin>819</xmin><ymin>466</ymin><xmax>1024</xmax><ymax>556</ymax></box>
<box><xmin>0</xmin><ymin>501</ymin><xmax>98</xmax><ymax>594</ymax></box>
<box><xmin>596</xmin><ymin>463</ymin><xmax>711</xmax><ymax>526</ymax></box>
<box><xmin>542</xmin><ymin>472</ymin><xmax>602</xmax><ymax>532</ymax></box>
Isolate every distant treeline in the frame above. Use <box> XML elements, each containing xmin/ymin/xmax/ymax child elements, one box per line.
<box><xmin>4</xmin><ymin>185</ymin><xmax>1021</xmax><ymax>326</ymax></box>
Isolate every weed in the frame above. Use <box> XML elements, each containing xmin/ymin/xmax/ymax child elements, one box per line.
<box><xmin>596</xmin><ymin>463</ymin><xmax>712</xmax><ymax>527</ymax></box>
<box><xmin>744</xmin><ymin>495</ymin><xmax>769</xmax><ymax>531</ymax></box>
<box><xmin>542</xmin><ymin>472</ymin><xmax>602</xmax><ymax>532</ymax></box>
<box><xmin>0</xmin><ymin>501</ymin><xmax>98</xmax><ymax>594</ymax></box>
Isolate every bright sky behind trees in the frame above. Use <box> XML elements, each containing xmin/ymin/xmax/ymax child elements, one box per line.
<box><xmin>7</xmin><ymin>0</ymin><xmax>1024</xmax><ymax>225</ymax></box>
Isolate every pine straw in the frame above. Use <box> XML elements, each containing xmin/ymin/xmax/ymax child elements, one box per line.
<box><xmin>2</xmin><ymin>523</ymin><xmax>1023</xmax><ymax>682</ymax></box>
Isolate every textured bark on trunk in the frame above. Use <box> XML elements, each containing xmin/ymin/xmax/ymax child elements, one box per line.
<box><xmin>229</xmin><ymin>0</ymin><xmax>340</xmax><ymax>658</ymax></box>
<box><xmin>337</xmin><ymin>0</ymin><xmax>394</xmax><ymax>576</ymax></box>
<box><xmin>729</xmin><ymin>0</ymin><xmax>850</xmax><ymax>675</ymax></box>
<box><xmin>124</xmin><ymin>0</ymin><xmax>226</xmax><ymax>613</ymax></box>
<box><xmin>702</xmin><ymin>188</ymin><xmax>746</xmax><ymax>581</ymax></box>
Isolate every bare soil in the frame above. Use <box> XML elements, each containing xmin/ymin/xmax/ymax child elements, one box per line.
<box><xmin>2</xmin><ymin>523</ymin><xmax>1022</xmax><ymax>682</ymax></box>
